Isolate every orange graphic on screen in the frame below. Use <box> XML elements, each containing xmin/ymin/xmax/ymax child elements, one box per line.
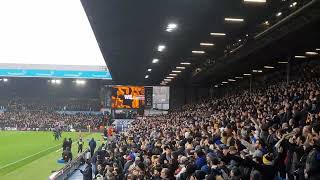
<box><xmin>111</xmin><ymin>86</ymin><xmax>145</xmax><ymax>108</ymax></box>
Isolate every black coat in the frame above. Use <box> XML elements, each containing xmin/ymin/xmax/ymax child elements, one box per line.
<box><xmin>81</xmin><ymin>164</ymin><xmax>93</xmax><ymax>180</ymax></box>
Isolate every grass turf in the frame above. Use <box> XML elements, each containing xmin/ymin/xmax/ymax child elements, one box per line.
<box><xmin>0</xmin><ymin>131</ymin><xmax>102</xmax><ymax>180</ymax></box>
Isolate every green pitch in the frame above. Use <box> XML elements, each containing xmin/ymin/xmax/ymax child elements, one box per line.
<box><xmin>0</xmin><ymin>131</ymin><xmax>103</xmax><ymax>180</ymax></box>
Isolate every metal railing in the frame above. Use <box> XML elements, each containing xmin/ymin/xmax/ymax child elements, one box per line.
<box><xmin>48</xmin><ymin>149</ymin><xmax>89</xmax><ymax>180</ymax></box>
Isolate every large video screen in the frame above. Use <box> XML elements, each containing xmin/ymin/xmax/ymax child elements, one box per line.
<box><xmin>111</xmin><ymin>86</ymin><xmax>145</xmax><ymax>109</ymax></box>
<box><xmin>0</xmin><ymin>0</ymin><xmax>111</xmax><ymax>79</ymax></box>
<box><xmin>153</xmin><ymin>86</ymin><xmax>170</xmax><ymax>110</ymax></box>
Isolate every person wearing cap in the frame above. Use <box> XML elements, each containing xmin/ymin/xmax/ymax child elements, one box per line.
<box><xmin>244</xmin><ymin>153</ymin><xmax>280</xmax><ymax>180</ymax></box>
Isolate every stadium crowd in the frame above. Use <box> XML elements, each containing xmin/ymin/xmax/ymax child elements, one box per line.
<box><xmin>91</xmin><ymin>62</ymin><xmax>320</xmax><ymax>180</ymax></box>
<box><xmin>0</xmin><ymin>111</ymin><xmax>102</xmax><ymax>130</ymax></box>
<box><xmin>0</xmin><ymin>98</ymin><xmax>101</xmax><ymax>111</ymax></box>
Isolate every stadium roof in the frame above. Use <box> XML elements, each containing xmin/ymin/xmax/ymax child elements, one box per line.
<box><xmin>82</xmin><ymin>0</ymin><xmax>320</xmax><ymax>86</ymax></box>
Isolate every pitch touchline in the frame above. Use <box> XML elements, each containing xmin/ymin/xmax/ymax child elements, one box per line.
<box><xmin>0</xmin><ymin>144</ymin><xmax>60</xmax><ymax>170</ymax></box>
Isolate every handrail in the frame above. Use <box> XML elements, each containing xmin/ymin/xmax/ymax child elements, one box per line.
<box><xmin>254</xmin><ymin>0</ymin><xmax>318</xmax><ymax>39</ymax></box>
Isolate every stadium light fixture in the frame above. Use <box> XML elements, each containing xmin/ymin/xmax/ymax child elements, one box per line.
<box><xmin>145</xmin><ymin>75</ymin><xmax>149</xmax><ymax>79</ymax></box>
<box><xmin>147</xmin><ymin>69</ymin><xmax>152</xmax><ymax>72</ymax></box>
<box><xmin>55</xmin><ymin>79</ymin><xmax>61</xmax><ymax>84</ymax></box>
<box><xmin>172</xmin><ymin>70</ymin><xmax>181</xmax><ymax>73</ymax></box>
<box><xmin>180</xmin><ymin>62</ymin><xmax>191</xmax><ymax>65</ymax></box>
<box><xmin>243</xmin><ymin>73</ymin><xmax>252</xmax><ymax>76</ymax></box>
<box><xmin>3</xmin><ymin>78</ymin><xmax>8</xmax><ymax>82</ymax></box>
<box><xmin>157</xmin><ymin>45</ymin><xmax>166</xmax><ymax>52</ymax></box>
<box><xmin>252</xmin><ymin>69</ymin><xmax>263</xmax><ymax>73</ymax></box>
<box><xmin>200</xmin><ymin>43</ymin><xmax>214</xmax><ymax>46</ymax></box>
<box><xmin>228</xmin><ymin>79</ymin><xmax>236</xmax><ymax>82</ymax></box>
<box><xmin>278</xmin><ymin>61</ymin><xmax>288</xmax><ymax>64</ymax></box>
<box><xmin>50</xmin><ymin>79</ymin><xmax>61</xmax><ymax>84</ymax></box>
<box><xmin>192</xmin><ymin>50</ymin><xmax>205</xmax><ymax>54</ymax></box>
<box><xmin>214</xmin><ymin>85</ymin><xmax>219</xmax><ymax>88</ymax></box>
<box><xmin>164</xmin><ymin>79</ymin><xmax>172</xmax><ymax>81</ymax></box>
<box><xmin>264</xmin><ymin>66</ymin><xmax>274</xmax><ymax>69</ymax></box>
<box><xmin>264</xmin><ymin>21</ymin><xmax>270</xmax><ymax>25</ymax></box>
<box><xmin>210</xmin><ymin>33</ymin><xmax>226</xmax><ymax>36</ymax></box>
<box><xmin>235</xmin><ymin>76</ymin><xmax>243</xmax><ymax>79</ymax></box>
<box><xmin>75</xmin><ymin>79</ymin><xmax>86</xmax><ymax>85</ymax></box>
<box><xmin>222</xmin><ymin>81</ymin><xmax>228</xmax><ymax>84</ymax></box>
<box><xmin>290</xmin><ymin>2</ymin><xmax>297</xmax><ymax>8</ymax></box>
<box><xmin>166</xmin><ymin>23</ymin><xmax>178</xmax><ymax>32</ymax></box>
<box><xmin>243</xmin><ymin>0</ymin><xmax>266</xmax><ymax>3</ymax></box>
<box><xmin>169</xmin><ymin>74</ymin><xmax>178</xmax><ymax>76</ymax></box>
<box><xmin>305</xmin><ymin>51</ymin><xmax>318</xmax><ymax>56</ymax></box>
<box><xmin>295</xmin><ymin>55</ymin><xmax>307</xmax><ymax>59</ymax></box>
<box><xmin>176</xmin><ymin>67</ymin><xmax>186</xmax><ymax>69</ymax></box>
<box><xmin>276</xmin><ymin>12</ymin><xmax>282</xmax><ymax>17</ymax></box>
<box><xmin>166</xmin><ymin>76</ymin><xmax>175</xmax><ymax>79</ymax></box>
<box><xmin>316</xmin><ymin>48</ymin><xmax>320</xmax><ymax>51</ymax></box>
<box><xmin>224</xmin><ymin>18</ymin><xmax>244</xmax><ymax>22</ymax></box>
<box><xmin>152</xmin><ymin>59</ymin><xmax>159</xmax><ymax>63</ymax></box>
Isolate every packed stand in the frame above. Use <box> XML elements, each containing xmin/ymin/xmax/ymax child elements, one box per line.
<box><xmin>0</xmin><ymin>111</ymin><xmax>102</xmax><ymax>131</ymax></box>
<box><xmin>92</xmin><ymin>62</ymin><xmax>320</xmax><ymax>180</ymax></box>
<box><xmin>1</xmin><ymin>98</ymin><xmax>101</xmax><ymax>111</ymax></box>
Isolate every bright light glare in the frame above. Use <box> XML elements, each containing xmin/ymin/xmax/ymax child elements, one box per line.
<box><xmin>243</xmin><ymin>73</ymin><xmax>252</xmax><ymax>76</ymax></box>
<box><xmin>200</xmin><ymin>43</ymin><xmax>214</xmax><ymax>46</ymax></box>
<box><xmin>147</xmin><ymin>69</ymin><xmax>152</xmax><ymax>72</ymax></box>
<box><xmin>295</xmin><ymin>55</ymin><xmax>307</xmax><ymax>58</ymax></box>
<box><xmin>192</xmin><ymin>51</ymin><xmax>205</xmax><ymax>54</ymax></box>
<box><xmin>180</xmin><ymin>62</ymin><xmax>191</xmax><ymax>65</ymax></box>
<box><xmin>152</xmin><ymin>59</ymin><xmax>159</xmax><ymax>63</ymax></box>
<box><xmin>264</xmin><ymin>66</ymin><xmax>274</xmax><ymax>69</ymax></box>
<box><xmin>305</xmin><ymin>52</ymin><xmax>318</xmax><ymax>55</ymax></box>
<box><xmin>222</xmin><ymin>81</ymin><xmax>228</xmax><ymax>84</ymax></box>
<box><xmin>75</xmin><ymin>79</ymin><xmax>86</xmax><ymax>85</ymax></box>
<box><xmin>176</xmin><ymin>67</ymin><xmax>186</xmax><ymax>69</ymax></box>
<box><xmin>158</xmin><ymin>45</ymin><xmax>166</xmax><ymax>52</ymax></box>
<box><xmin>172</xmin><ymin>70</ymin><xmax>181</xmax><ymax>73</ymax></box>
<box><xmin>228</xmin><ymin>79</ymin><xmax>236</xmax><ymax>82</ymax></box>
<box><xmin>278</xmin><ymin>61</ymin><xmax>288</xmax><ymax>64</ymax></box>
<box><xmin>169</xmin><ymin>74</ymin><xmax>177</xmax><ymax>76</ymax></box>
<box><xmin>145</xmin><ymin>75</ymin><xmax>149</xmax><ymax>79</ymax></box>
<box><xmin>210</xmin><ymin>33</ymin><xmax>226</xmax><ymax>36</ymax></box>
<box><xmin>235</xmin><ymin>76</ymin><xmax>243</xmax><ymax>79</ymax></box>
<box><xmin>290</xmin><ymin>2</ymin><xmax>297</xmax><ymax>8</ymax></box>
<box><xmin>0</xmin><ymin>0</ymin><xmax>106</xmax><ymax>67</ymax></box>
<box><xmin>3</xmin><ymin>78</ymin><xmax>8</xmax><ymax>82</ymax></box>
<box><xmin>224</xmin><ymin>18</ymin><xmax>244</xmax><ymax>22</ymax></box>
<box><xmin>166</xmin><ymin>23</ymin><xmax>178</xmax><ymax>32</ymax></box>
<box><xmin>276</xmin><ymin>12</ymin><xmax>282</xmax><ymax>17</ymax></box>
<box><xmin>51</xmin><ymin>79</ymin><xmax>61</xmax><ymax>84</ymax></box>
<box><xmin>243</xmin><ymin>0</ymin><xmax>266</xmax><ymax>2</ymax></box>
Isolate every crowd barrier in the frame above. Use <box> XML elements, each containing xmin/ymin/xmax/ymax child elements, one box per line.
<box><xmin>48</xmin><ymin>149</ymin><xmax>89</xmax><ymax>180</ymax></box>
